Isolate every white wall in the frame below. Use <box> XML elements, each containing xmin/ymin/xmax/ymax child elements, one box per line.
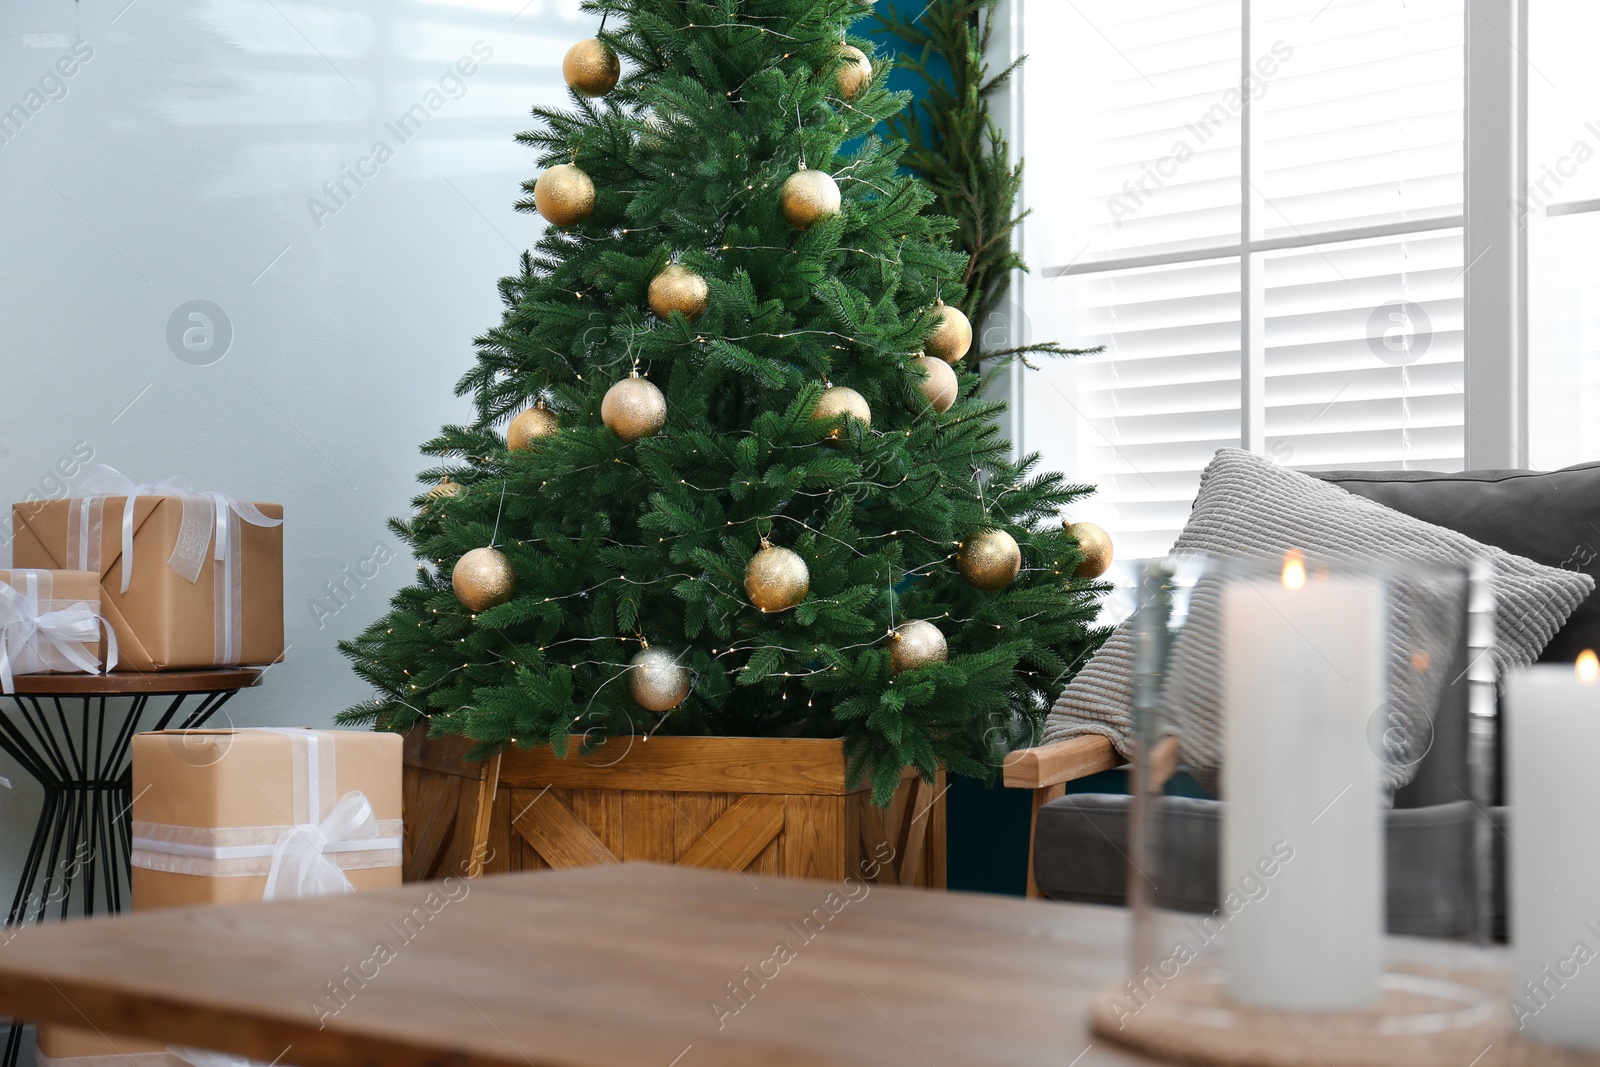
<box><xmin>0</xmin><ymin>0</ymin><xmax>589</xmax><ymax>904</ymax></box>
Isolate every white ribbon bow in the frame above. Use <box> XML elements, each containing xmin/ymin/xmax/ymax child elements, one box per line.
<box><xmin>76</xmin><ymin>464</ymin><xmax>282</xmax><ymax>593</ymax></box>
<box><xmin>0</xmin><ymin>580</ymin><xmax>117</xmax><ymax>694</ymax></box>
<box><xmin>261</xmin><ymin>790</ymin><xmax>381</xmax><ymax>902</ymax></box>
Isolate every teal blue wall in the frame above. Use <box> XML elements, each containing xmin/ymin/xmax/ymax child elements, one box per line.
<box><xmin>864</xmin><ymin>2</ymin><xmax>1041</xmax><ymax>898</ymax></box>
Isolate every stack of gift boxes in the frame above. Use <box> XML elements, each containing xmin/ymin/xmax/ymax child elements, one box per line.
<box><xmin>4</xmin><ymin>476</ymin><xmax>403</xmax><ymax>1067</ymax></box>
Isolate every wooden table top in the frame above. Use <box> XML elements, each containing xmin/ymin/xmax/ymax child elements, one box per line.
<box><xmin>0</xmin><ymin>865</ymin><xmax>1503</xmax><ymax>1067</ymax></box>
<box><xmin>1</xmin><ymin>668</ymin><xmax>263</xmax><ymax>695</ymax></box>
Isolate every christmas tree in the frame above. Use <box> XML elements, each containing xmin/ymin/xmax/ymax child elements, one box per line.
<box><xmin>338</xmin><ymin>0</ymin><xmax>1108</xmax><ymax>804</ymax></box>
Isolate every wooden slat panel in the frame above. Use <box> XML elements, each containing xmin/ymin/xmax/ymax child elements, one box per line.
<box><xmin>745</xmin><ymin>833</ymin><xmax>782</xmax><ymax>877</ymax></box>
<box><xmin>403</xmin><ymin>727</ymin><xmax>501</xmax><ymax>781</ymax></box>
<box><xmin>781</xmin><ymin>795</ymin><xmax>845</xmax><ymax>882</ymax></box>
<box><xmin>857</xmin><ymin>793</ymin><xmax>897</xmax><ymax>885</ymax></box>
<box><xmin>401</xmin><ymin>767</ymin><xmax>459</xmax><ymax>883</ymax></box>
<box><xmin>498</xmin><ymin>736</ymin><xmax>851</xmax><ymax>795</ymax></box>
<box><xmin>621</xmin><ymin>791</ymin><xmax>675</xmax><ymax>863</ymax></box>
<box><xmin>845</xmin><ymin>791</ymin><xmax>864</xmax><ymax>879</ymax></box>
<box><xmin>569</xmin><ymin>789</ymin><xmax>624</xmax><ymax>859</ymax></box>
<box><xmin>928</xmin><ymin>770</ymin><xmax>948</xmax><ymax>889</ymax></box>
<box><xmin>671</xmin><ymin>793</ymin><xmax>728</xmax><ymax>861</ymax></box>
<box><xmin>461</xmin><ymin>753</ymin><xmax>502</xmax><ymax>878</ymax></box>
<box><xmin>897</xmin><ymin>777</ymin><xmax>929</xmax><ymax>888</ymax></box>
<box><xmin>519</xmin><ymin>832</ymin><xmax>548</xmax><ymax>872</ymax></box>
<box><xmin>511</xmin><ymin>790</ymin><xmax>618</xmax><ymax>869</ymax></box>
<box><xmin>677</xmin><ymin>795</ymin><xmax>785</xmax><ymax>871</ymax></box>
<box><xmin>485</xmin><ymin>788</ymin><xmax>513</xmax><ymax>877</ymax></box>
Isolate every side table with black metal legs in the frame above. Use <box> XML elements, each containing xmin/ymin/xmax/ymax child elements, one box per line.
<box><xmin>0</xmin><ymin>669</ymin><xmax>263</xmax><ymax>1067</ymax></box>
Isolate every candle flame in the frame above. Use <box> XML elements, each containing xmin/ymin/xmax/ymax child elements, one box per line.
<box><xmin>1578</xmin><ymin>650</ymin><xmax>1599</xmax><ymax>685</ymax></box>
<box><xmin>1281</xmin><ymin>549</ymin><xmax>1306</xmax><ymax>591</ymax></box>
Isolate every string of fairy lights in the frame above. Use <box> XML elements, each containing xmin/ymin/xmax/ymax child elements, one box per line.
<box><xmin>372</xmin><ymin>5</ymin><xmax>1112</xmax><ymax>729</ymax></box>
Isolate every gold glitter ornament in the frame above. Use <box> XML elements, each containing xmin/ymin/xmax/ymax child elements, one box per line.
<box><xmin>648</xmin><ymin>263</ymin><xmax>709</xmax><ymax>322</ymax></box>
<box><xmin>911</xmin><ymin>354</ymin><xmax>958</xmax><ymax>413</ymax></box>
<box><xmin>890</xmin><ymin>620</ymin><xmax>948</xmax><ymax>674</ymax></box>
<box><xmin>562</xmin><ymin>38</ymin><xmax>620</xmax><ymax>97</ymax></box>
<box><xmin>812</xmin><ymin>385</ymin><xmax>871</xmax><ymax>442</ymax></box>
<box><xmin>601</xmin><ymin>373</ymin><xmax>667</xmax><ymax>442</ymax></box>
<box><xmin>957</xmin><ymin>528</ymin><xmax>1021</xmax><ymax>591</ymax></box>
<box><xmin>744</xmin><ymin>542</ymin><xmax>810</xmax><ymax>613</ymax></box>
<box><xmin>926</xmin><ymin>299</ymin><xmax>973</xmax><ymax>363</ymax></box>
<box><xmin>780</xmin><ymin>165</ymin><xmax>842</xmax><ymax>230</ymax></box>
<box><xmin>533</xmin><ymin>163</ymin><xmax>595</xmax><ymax>226</ymax></box>
<box><xmin>506</xmin><ymin>403</ymin><xmax>559</xmax><ymax>452</ymax></box>
<box><xmin>452</xmin><ymin>547</ymin><xmax>516</xmax><ymax>613</ymax></box>
<box><xmin>836</xmin><ymin>44</ymin><xmax>873</xmax><ymax>100</ymax></box>
<box><xmin>1065</xmin><ymin>520</ymin><xmax>1114</xmax><ymax>580</ymax></box>
<box><xmin>426</xmin><ymin>475</ymin><xmax>461</xmax><ymax>499</ymax></box>
<box><xmin>629</xmin><ymin>646</ymin><xmax>690</xmax><ymax>712</ymax></box>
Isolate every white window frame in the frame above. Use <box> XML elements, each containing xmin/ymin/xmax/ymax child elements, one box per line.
<box><xmin>996</xmin><ymin>0</ymin><xmax>1534</xmax><ymax>472</ymax></box>
<box><xmin>1464</xmin><ymin>0</ymin><xmax>1527</xmax><ymax>468</ymax></box>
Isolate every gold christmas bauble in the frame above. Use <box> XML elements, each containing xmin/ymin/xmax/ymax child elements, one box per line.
<box><xmin>957</xmin><ymin>528</ymin><xmax>1021</xmax><ymax>591</ymax></box>
<box><xmin>533</xmin><ymin>163</ymin><xmax>595</xmax><ymax>227</ymax></box>
<box><xmin>890</xmin><ymin>620</ymin><xmax>948</xmax><ymax>674</ymax></box>
<box><xmin>780</xmin><ymin>165</ymin><xmax>842</xmax><ymax>230</ymax></box>
<box><xmin>629</xmin><ymin>647</ymin><xmax>690</xmax><ymax>712</ymax></box>
<box><xmin>812</xmin><ymin>385</ymin><xmax>871</xmax><ymax>442</ymax></box>
<box><xmin>744</xmin><ymin>543</ymin><xmax>810</xmax><ymax>613</ymax></box>
<box><xmin>926</xmin><ymin>300</ymin><xmax>973</xmax><ymax>363</ymax></box>
<box><xmin>452</xmin><ymin>547</ymin><xmax>516</xmax><ymax>613</ymax></box>
<box><xmin>562</xmin><ymin>38</ymin><xmax>620</xmax><ymax>97</ymax></box>
<box><xmin>836</xmin><ymin>44</ymin><xmax>873</xmax><ymax>100</ymax></box>
<box><xmin>1065</xmin><ymin>520</ymin><xmax>1114</xmax><ymax>580</ymax></box>
<box><xmin>601</xmin><ymin>374</ymin><xmax>667</xmax><ymax>442</ymax></box>
<box><xmin>648</xmin><ymin>263</ymin><xmax>709</xmax><ymax>322</ymax></box>
<box><xmin>426</xmin><ymin>475</ymin><xmax>461</xmax><ymax>499</ymax></box>
<box><xmin>911</xmin><ymin>354</ymin><xmax>958</xmax><ymax>413</ymax></box>
<box><xmin>506</xmin><ymin>403</ymin><xmax>559</xmax><ymax>452</ymax></box>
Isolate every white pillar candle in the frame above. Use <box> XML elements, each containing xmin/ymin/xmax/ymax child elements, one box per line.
<box><xmin>1508</xmin><ymin>655</ymin><xmax>1600</xmax><ymax>1048</ymax></box>
<box><xmin>1221</xmin><ymin>555</ymin><xmax>1385</xmax><ymax>1010</ymax></box>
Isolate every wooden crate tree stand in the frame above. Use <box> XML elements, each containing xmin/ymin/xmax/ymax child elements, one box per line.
<box><xmin>403</xmin><ymin>728</ymin><xmax>945</xmax><ymax>888</ymax></box>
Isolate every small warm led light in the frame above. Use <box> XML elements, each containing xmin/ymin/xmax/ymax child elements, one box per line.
<box><xmin>1281</xmin><ymin>549</ymin><xmax>1307</xmax><ymax>591</ymax></box>
<box><xmin>1577</xmin><ymin>649</ymin><xmax>1599</xmax><ymax>685</ymax></box>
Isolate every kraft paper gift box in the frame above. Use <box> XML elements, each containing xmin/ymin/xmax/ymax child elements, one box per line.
<box><xmin>11</xmin><ymin>472</ymin><xmax>284</xmax><ymax>672</ymax></box>
<box><xmin>130</xmin><ymin>728</ymin><xmax>403</xmax><ymax>908</ymax></box>
<box><xmin>0</xmin><ymin>569</ymin><xmax>112</xmax><ymax>690</ymax></box>
<box><xmin>39</xmin><ymin>730</ymin><xmax>396</xmax><ymax>1066</ymax></box>
<box><xmin>35</xmin><ymin>1027</ymin><xmax>178</xmax><ymax>1066</ymax></box>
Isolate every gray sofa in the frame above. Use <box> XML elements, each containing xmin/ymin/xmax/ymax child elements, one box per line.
<box><xmin>1026</xmin><ymin>460</ymin><xmax>1600</xmax><ymax>937</ymax></box>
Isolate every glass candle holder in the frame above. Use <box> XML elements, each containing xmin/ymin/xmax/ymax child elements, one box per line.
<box><xmin>1098</xmin><ymin>553</ymin><xmax>1503</xmax><ymax>1065</ymax></box>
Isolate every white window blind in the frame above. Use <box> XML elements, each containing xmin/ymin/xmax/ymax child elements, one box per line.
<box><xmin>1020</xmin><ymin>0</ymin><xmax>1465</xmax><ymax>561</ymax></box>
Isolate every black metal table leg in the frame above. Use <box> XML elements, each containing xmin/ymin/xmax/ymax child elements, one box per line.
<box><xmin>0</xmin><ymin>672</ymin><xmax>259</xmax><ymax>1067</ymax></box>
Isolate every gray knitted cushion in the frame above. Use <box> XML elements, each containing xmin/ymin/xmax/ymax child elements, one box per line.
<box><xmin>1043</xmin><ymin>449</ymin><xmax>1595</xmax><ymax>791</ymax></box>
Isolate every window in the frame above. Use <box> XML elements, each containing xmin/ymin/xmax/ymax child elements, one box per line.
<box><xmin>1527</xmin><ymin>2</ymin><xmax>1600</xmax><ymax>468</ymax></box>
<box><xmin>1018</xmin><ymin>0</ymin><xmax>1466</xmax><ymax>560</ymax></box>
